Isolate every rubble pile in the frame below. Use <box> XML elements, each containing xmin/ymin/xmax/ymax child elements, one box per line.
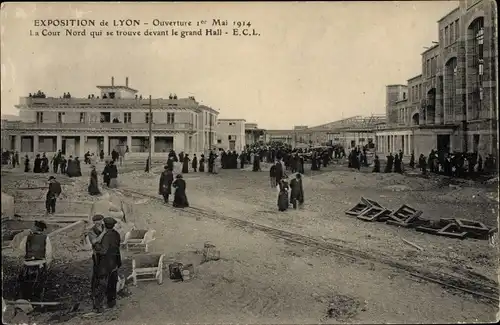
<box><xmin>346</xmin><ymin>197</ymin><xmax>495</xmax><ymax>240</ymax></box>
<box><xmin>49</xmin><ymin>221</ymin><xmax>91</xmax><ymax>262</ymax></box>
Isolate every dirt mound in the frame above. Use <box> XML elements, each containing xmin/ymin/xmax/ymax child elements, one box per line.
<box><xmin>326</xmin><ymin>294</ymin><xmax>362</xmax><ymax>320</ymax></box>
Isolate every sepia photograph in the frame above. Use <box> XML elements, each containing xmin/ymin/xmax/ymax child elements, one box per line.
<box><xmin>1</xmin><ymin>1</ymin><xmax>498</xmax><ymax>324</ymax></box>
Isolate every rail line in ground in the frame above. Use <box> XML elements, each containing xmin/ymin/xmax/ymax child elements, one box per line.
<box><xmin>115</xmin><ymin>187</ymin><xmax>499</xmax><ymax>304</ymax></box>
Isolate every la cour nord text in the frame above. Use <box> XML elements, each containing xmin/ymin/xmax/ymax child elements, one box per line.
<box><xmin>29</xmin><ymin>18</ymin><xmax>261</xmax><ymax>38</ymax></box>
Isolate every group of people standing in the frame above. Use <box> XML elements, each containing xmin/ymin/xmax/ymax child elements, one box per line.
<box><xmin>22</xmin><ymin>151</ymin><xmax>82</xmax><ymax>177</ymax></box>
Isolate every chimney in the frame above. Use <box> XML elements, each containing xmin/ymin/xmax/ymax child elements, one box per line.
<box><xmin>126</xmin><ymin>77</ymin><xmax>129</xmax><ymax>87</ymax></box>
<box><xmin>111</xmin><ymin>76</ymin><xmax>114</xmax><ymax>86</ymax></box>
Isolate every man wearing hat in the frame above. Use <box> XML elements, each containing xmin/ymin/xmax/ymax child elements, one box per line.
<box><xmin>93</xmin><ymin>217</ymin><xmax>122</xmax><ymax>312</ymax></box>
<box><xmin>45</xmin><ymin>176</ymin><xmax>62</xmax><ymax>214</ymax></box>
<box><xmin>18</xmin><ymin>220</ymin><xmax>53</xmax><ymax>300</ymax></box>
<box><xmin>87</xmin><ymin>214</ymin><xmax>107</xmax><ymax>303</ymax></box>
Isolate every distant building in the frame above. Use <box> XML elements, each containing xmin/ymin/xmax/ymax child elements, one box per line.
<box><xmin>244</xmin><ymin>123</ymin><xmax>265</xmax><ymax>146</ymax></box>
<box><xmin>215</xmin><ymin>119</ymin><xmax>246</xmax><ymax>151</ymax></box>
<box><xmin>375</xmin><ymin>0</ymin><xmax>498</xmax><ymax>159</ymax></box>
<box><xmin>2</xmin><ymin>77</ymin><xmax>219</xmax><ymax>158</ymax></box>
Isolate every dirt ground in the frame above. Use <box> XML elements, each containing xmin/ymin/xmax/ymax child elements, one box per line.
<box><xmin>1</xmin><ymin>162</ymin><xmax>498</xmax><ymax>324</ymax></box>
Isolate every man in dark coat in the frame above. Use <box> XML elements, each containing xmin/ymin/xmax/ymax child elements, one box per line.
<box><xmin>24</xmin><ymin>155</ymin><xmax>30</xmax><ymax>172</ymax></box>
<box><xmin>41</xmin><ymin>153</ymin><xmax>49</xmax><ymax>173</ymax></box>
<box><xmin>60</xmin><ymin>155</ymin><xmax>67</xmax><ymax>174</ymax></box>
<box><xmin>394</xmin><ymin>154</ymin><xmax>402</xmax><ymax>173</ymax></box>
<box><xmin>208</xmin><ymin>151</ymin><xmax>214</xmax><ymax>173</ymax></box>
<box><xmin>102</xmin><ymin>161</ymin><xmax>111</xmax><ymax>187</ymax></box>
<box><xmin>93</xmin><ymin>217</ymin><xmax>122</xmax><ymax>313</ymax></box>
<box><xmin>191</xmin><ymin>154</ymin><xmax>198</xmax><ymax>172</ymax></box>
<box><xmin>269</xmin><ymin>162</ymin><xmax>277</xmax><ymax>188</ymax></box>
<box><xmin>87</xmin><ymin>214</ymin><xmax>106</xmax><ymax>305</ymax></box>
<box><xmin>372</xmin><ymin>155</ymin><xmax>381</xmax><ymax>173</ymax></box>
<box><xmin>384</xmin><ymin>154</ymin><xmax>394</xmax><ymax>173</ymax></box>
<box><xmin>111</xmin><ymin>149</ymin><xmax>119</xmax><ymax>163</ymax></box>
<box><xmin>108</xmin><ymin>160</ymin><xmax>118</xmax><ymax>188</ymax></box>
<box><xmin>289</xmin><ymin>173</ymin><xmax>304</xmax><ymax>209</ymax></box>
<box><xmin>274</xmin><ymin>159</ymin><xmax>284</xmax><ymax>185</ymax></box>
<box><xmin>159</xmin><ymin>166</ymin><xmax>174</xmax><ymax>203</ymax></box>
<box><xmin>409</xmin><ymin>152</ymin><xmax>415</xmax><ymax>169</ymax></box>
<box><xmin>46</xmin><ymin>176</ymin><xmax>62</xmax><ymax>214</ymax></box>
<box><xmin>199</xmin><ymin>154</ymin><xmax>205</xmax><ymax>172</ymax></box>
<box><xmin>33</xmin><ymin>154</ymin><xmax>42</xmax><ymax>173</ymax></box>
<box><xmin>182</xmin><ymin>154</ymin><xmax>190</xmax><ymax>174</ymax></box>
<box><xmin>172</xmin><ymin>174</ymin><xmax>189</xmax><ymax>208</ymax></box>
<box><xmin>166</xmin><ymin>156</ymin><xmax>174</xmax><ymax>171</ymax></box>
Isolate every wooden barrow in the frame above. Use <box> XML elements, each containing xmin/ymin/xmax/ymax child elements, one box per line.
<box><xmin>127</xmin><ymin>253</ymin><xmax>165</xmax><ymax>286</ymax></box>
<box><xmin>122</xmin><ymin>229</ymin><xmax>156</xmax><ymax>253</ymax></box>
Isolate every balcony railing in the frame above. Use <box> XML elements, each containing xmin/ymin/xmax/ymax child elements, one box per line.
<box><xmin>18</xmin><ymin>97</ymin><xmax>198</xmax><ymax>108</ymax></box>
<box><xmin>3</xmin><ymin>121</ymin><xmax>194</xmax><ymax>131</ymax></box>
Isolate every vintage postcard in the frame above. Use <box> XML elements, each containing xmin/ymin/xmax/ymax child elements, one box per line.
<box><xmin>1</xmin><ymin>1</ymin><xmax>498</xmax><ymax>324</ymax></box>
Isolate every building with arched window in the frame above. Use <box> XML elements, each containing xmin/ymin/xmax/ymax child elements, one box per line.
<box><xmin>375</xmin><ymin>0</ymin><xmax>497</xmax><ymax>160</ymax></box>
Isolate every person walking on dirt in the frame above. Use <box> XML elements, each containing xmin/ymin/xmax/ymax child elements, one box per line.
<box><xmin>172</xmin><ymin>174</ymin><xmax>189</xmax><ymax>208</ymax></box>
<box><xmin>46</xmin><ymin>176</ymin><xmax>62</xmax><ymax>214</ymax></box>
<box><xmin>289</xmin><ymin>173</ymin><xmax>304</xmax><ymax>209</ymax></box>
<box><xmin>93</xmin><ymin>217</ymin><xmax>122</xmax><ymax>313</ymax></box>
<box><xmin>159</xmin><ymin>166</ymin><xmax>174</xmax><ymax>204</ymax></box>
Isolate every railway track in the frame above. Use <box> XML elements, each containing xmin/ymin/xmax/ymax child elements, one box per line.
<box><xmin>115</xmin><ymin>187</ymin><xmax>499</xmax><ymax>304</ymax></box>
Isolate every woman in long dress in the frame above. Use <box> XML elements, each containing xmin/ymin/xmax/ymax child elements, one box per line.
<box><xmin>199</xmin><ymin>154</ymin><xmax>205</xmax><ymax>172</ymax></box>
<box><xmin>172</xmin><ymin>174</ymin><xmax>189</xmax><ymax>208</ymax></box>
<box><xmin>277</xmin><ymin>176</ymin><xmax>290</xmax><ymax>212</ymax></box>
<box><xmin>213</xmin><ymin>154</ymin><xmax>221</xmax><ymax>174</ymax></box>
<box><xmin>88</xmin><ymin>165</ymin><xmax>101</xmax><ymax>195</ymax></box>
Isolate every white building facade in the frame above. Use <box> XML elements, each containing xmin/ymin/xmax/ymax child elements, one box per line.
<box><xmin>2</xmin><ymin>77</ymin><xmax>219</xmax><ymax>158</ymax></box>
<box><xmin>215</xmin><ymin>119</ymin><xmax>246</xmax><ymax>151</ymax></box>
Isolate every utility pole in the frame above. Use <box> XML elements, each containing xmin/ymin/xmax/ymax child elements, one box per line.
<box><xmin>208</xmin><ymin>113</ymin><xmax>212</xmax><ymax>151</ymax></box>
<box><xmin>148</xmin><ymin>95</ymin><xmax>152</xmax><ymax>173</ymax></box>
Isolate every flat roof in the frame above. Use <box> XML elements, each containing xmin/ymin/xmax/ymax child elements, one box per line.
<box><xmin>96</xmin><ymin>85</ymin><xmax>139</xmax><ymax>93</ymax></box>
<box><xmin>437</xmin><ymin>7</ymin><xmax>460</xmax><ymax>23</ymax></box>
<box><xmin>218</xmin><ymin>118</ymin><xmax>246</xmax><ymax>122</ymax></box>
<box><xmin>421</xmin><ymin>44</ymin><xmax>439</xmax><ymax>55</ymax></box>
<box><xmin>386</xmin><ymin>84</ymin><xmax>407</xmax><ymax>88</ymax></box>
<box><xmin>407</xmin><ymin>74</ymin><xmax>422</xmax><ymax>82</ymax></box>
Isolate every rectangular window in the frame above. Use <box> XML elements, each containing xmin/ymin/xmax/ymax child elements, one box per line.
<box><xmin>444</xmin><ymin>26</ymin><xmax>449</xmax><ymax>46</ymax></box>
<box><xmin>450</xmin><ymin>22</ymin><xmax>454</xmax><ymax>43</ymax></box>
<box><xmin>80</xmin><ymin>112</ymin><xmax>86</xmax><ymax>123</ymax></box>
<box><xmin>454</xmin><ymin>19</ymin><xmax>459</xmax><ymax>41</ymax></box>
<box><xmin>427</xmin><ymin>60</ymin><xmax>431</xmax><ymax>77</ymax></box>
<box><xmin>36</xmin><ymin>112</ymin><xmax>43</xmax><ymax>123</ymax></box>
<box><xmin>145</xmin><ymin>112</ymin><xmax>153</xmax><ymax>123</ymax></box>
<box><xmin>217</xmin><ymin>139</ymin><xmax>222</xmax><ymax>144</ymax></box>
<box><xmin>167</xmin><ymin>113</ymin><xmax>175</xmax><ymax>124</ymax></box>
<box><xmin>57</xmin><ymin>112</ymin><xmax>64</xmax><ymax>123</ymax></box>
<box><xmin>124</xmin><ymin>112</ymin><xmax>131</xmax><ymax>123</ymax></box>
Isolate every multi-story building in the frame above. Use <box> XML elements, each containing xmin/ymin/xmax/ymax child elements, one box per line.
<box><xmin>215</xmin><ymin>119</ymin><xmax>246</xmax><ymax>151</ymax></box>
<box><xmin>244</xmin><ymin>123</ymin><xmax>265</xmax><ymax>146</ymax></box>
<box><xmin>2</xmin><ymin>77</ymin><xmax>219</xmax><ymax>158</ymax></box>
<box><xmin>375</xmin><ymin>0</ymin><xmax>498</xmax><ymax>159</ymax></box>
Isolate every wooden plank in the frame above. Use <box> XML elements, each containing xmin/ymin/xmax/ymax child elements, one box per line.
<box><xmin>401</xmin><ymin>238</ymin><xmax>424</xmax><ymax>251</ymax></box>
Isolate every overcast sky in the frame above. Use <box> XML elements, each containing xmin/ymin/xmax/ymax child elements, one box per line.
<box><xmin>1</xmin><ymin>1</ymin><xmax>458</xmax><ymax>129</ymax></box>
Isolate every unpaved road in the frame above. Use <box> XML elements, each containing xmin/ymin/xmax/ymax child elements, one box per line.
<box><xmin>2</xmin><ymin>163</ymin><xmax>498</xmax><ymax>324</ymax></box>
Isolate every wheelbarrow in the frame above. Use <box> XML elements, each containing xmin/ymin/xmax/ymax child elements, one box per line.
<box><xmin>122</xmin><ymin>229</ymin><xmax>156</xmax><ymax>253</ymax></box>
<box><xmin>127</xmin><ymin>253</ymin><xmax>165</xmax><ymax>286</ymax></box>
